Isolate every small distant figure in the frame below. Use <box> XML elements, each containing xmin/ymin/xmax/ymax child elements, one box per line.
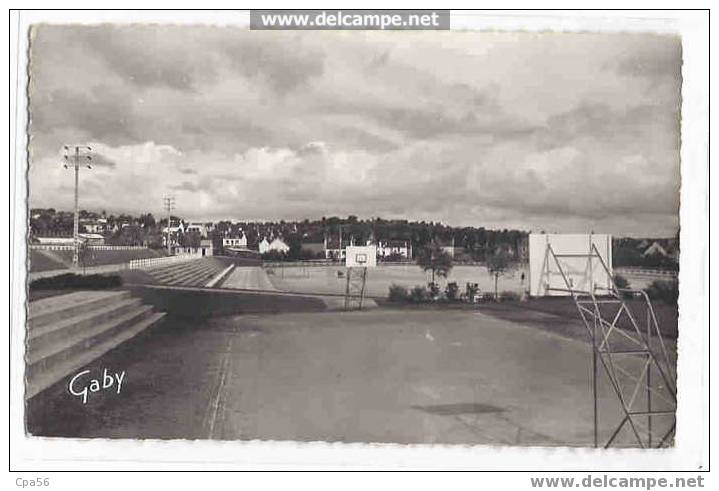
<box><xmin>520</xmin><ymin>272</ymin><xmax>525</xmax><ymax>283</ymax></box>
<box><xmin>465</xmin><ymin>282</ymin><xmax>480</xmax><ymax>303</ymax></box>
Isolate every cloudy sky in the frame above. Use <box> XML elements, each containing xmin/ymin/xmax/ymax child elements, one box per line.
<box><xmin>28</xmin><ymin>26</ymin><xmax>681</xmax><ymax>236</ymax></box>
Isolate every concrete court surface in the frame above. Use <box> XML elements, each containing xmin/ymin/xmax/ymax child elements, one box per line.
<box><xmin>221</xmin><ymin>266</ymin><xmax>278</xmax><ymax>291</ymax></box>
<box><xmin>218</xmin><ymin>266</ymin><xmax>364</xmax><ymax>310</ymax></box>
<box><xmin>26</xmin><ymin>308</ymin><xmax>671</xmax><ymax>446</ymax></box>
<box><xmin>265</xmin><ymin>264</ymin><xmax>528</xmax><ymax>298</ymax></box>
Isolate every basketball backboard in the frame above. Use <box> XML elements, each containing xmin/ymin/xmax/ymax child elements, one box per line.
<box><xmin>529</xmin><ymin>233</ymin><xmax>613</xmax><ymax>296</ymax></box>
<box><xmin>345</xmin><ymin>245</ymin><xmax>377</xmax><ymax>268</ymax></box>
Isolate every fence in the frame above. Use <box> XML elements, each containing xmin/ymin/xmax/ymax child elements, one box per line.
<box><xmin>129</xmin><ymin>253</ymin><xmax>200</xmax><ymax>270</ymax></box>
<box><xmin>615</xmin><ymin>267</ymin><xmax>678</xmax><ymax>278</ymax></box>
<box><xmin>30</xmin><ymin>244</ymin><xmax>150</xmax><ymax>251</ymax></box>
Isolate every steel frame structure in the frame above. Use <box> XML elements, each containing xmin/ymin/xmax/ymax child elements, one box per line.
<box><xmin>62</xmin><ymin>145</ymin><xmax>92</xmax><ymax>267</ymax></box>
<box><xmin>344</xmin><ymin>267</ymin><xmax>368</xmax><ymax>311</ymax></box>
<box><xmin>542</xmin><ymin>243</ymin><xmax>676</xmax><ymax>448</ymax></box>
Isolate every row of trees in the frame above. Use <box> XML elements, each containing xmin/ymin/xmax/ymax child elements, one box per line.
<box><xmin>416</xmin><ymin>241</ymin><xmax>514</xmax><ymax>300</ymax></box>
<box><xmin>214</xmin><ymin>216</ymin><xmax>529</xmax><ymax>262</ymax></box>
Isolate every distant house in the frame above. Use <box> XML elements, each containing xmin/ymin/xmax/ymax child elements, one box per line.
<box><xmin>79</xmin><ymin>233</ymin><xmax>105</xmax><ymax>245</ymax></box>
<box><xmin>162</xmin><ymin>220</ymin><xmax>185</xmax><ymax>235</ymax></box>
<box><xmin>162</xmin><ymin>221</ymin><xmax>185</xmax><ymax>248</ymax></box>
<box><xmin>269</xmin><ymin>238</ymin><xmax>290</xmax><ymax>253</ymax></box>
<box><xmin>223</xmin><ymin>232</ymin><xmax>248</xmax><ymax>249</ymax></box>
<box><xmin>80</xmin><ymin>217</ymin><xmax>107</xmax><ymax>234</ymax></box>
<box><xmin>376</xmin><ymin>240</ymin><xmax>411</xmax><ymax>259</ymax></box>
<box><xmin>323</xmin><ymin>236</ymin><xmax>346</xmax><ymax>260</ymax></box>
<box><xmin>258</xmin><ymin>238</ymin><xmax>271</xmax><ymax>254</ymax></box>
<box><xmin>186</xmin><ymin>222</ymin><xmax>208</xmax><ymax>238</ymax></box>
<box><xmin>260</xmin><ymin>237</ymin><xmax>289</xmax><ymax>254</ymax></box>
<box><xmin>643</xmin><ymin>242</ymin><xmax>669</xmax><ymax>258</ymax></box>
<box><xmin>175</xmin><ymin>239</ymin><xmax>213</xmax><ymax>257</ymax></box>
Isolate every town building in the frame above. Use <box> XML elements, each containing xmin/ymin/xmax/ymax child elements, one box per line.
<box><xmin>174</xmin><ymin>239</ymin><xmax>214</xmax><ymax>257</ymax></box>
<box><xmin>259</xmin><ymin>237</ymin><xmax>289</xmax><ymax>254</ymax></box>
<box><xmin>376</xmin><ymin>240</ymin><xmax>411</xmax><ymax>259</ymax></box>
<box><xmin>186</xmin><ymin>222</ymin><xmax>208</xmax><ymax>238</ymax></box>
<box><xmin>223</xmin><ymin>233</ymin><xmax>248</xmax><ymax>249</ymax></box>
<box><xmin>80</xmin><ymin>217</ymin><xmax>108</xmax><ymax>234</ymax></box>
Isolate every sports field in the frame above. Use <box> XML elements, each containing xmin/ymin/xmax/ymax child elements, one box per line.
<box><xmin>264</xmin><ymin>263</ymin><xmax>529</xmax><ymax>298</ymax></box>
<box><xmin>27</xmin><ymin>302</ymin><xmax>674</xmax><ymax>446</ymax></box>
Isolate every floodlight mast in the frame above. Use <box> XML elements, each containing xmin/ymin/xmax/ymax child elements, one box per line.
<box><xmin>163</xmin><ymin>196</ymin><xmax>176</xmax><ymax>255</ymax></box>
<box><xmin>63</xmin><ymin>145</ymin><xmax>92</xmax><ymax>267</ymax></box>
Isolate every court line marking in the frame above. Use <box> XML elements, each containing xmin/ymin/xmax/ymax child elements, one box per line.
<box><xmin>207</xmin><ymin>338</ymin><xmax>234</xmax><ymax>439</ymax></box>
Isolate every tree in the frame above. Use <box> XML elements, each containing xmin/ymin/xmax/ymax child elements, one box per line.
<box><xmin>139</xmin><ymin>213</ymin><xmax>156</xmax><ymax>228</ymax></box>
<box><xmin>486</xmin><ymin>249</ymin><xmax>512</xmax><ymax>300</ymax></box>
<box><xmin>115</xmin><ymin>224</ymin><xmax>144</xmax><ymax>246</ymax></box>
<box><xmin>416</xmin><ymin>242</ymin><xmax>453</xmax><ymax>286</ymax></box>
<box><xmin>179</xmin><ymin>231</ymin><xmax>201</xmax><ymax>248</ymax></box>
<box><xmin>286</xmin><ymin>233</ymin><xmax>303</xmax><ymax>260</ymax></box>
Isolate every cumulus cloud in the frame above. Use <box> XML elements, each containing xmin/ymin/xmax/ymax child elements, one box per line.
<box><xmin>28</xmin><ymin>26</ymin><xmax>682</xmax><ymax>236</ymax></box>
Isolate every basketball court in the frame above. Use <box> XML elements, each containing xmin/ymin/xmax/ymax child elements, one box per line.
<box><xmin>27</xmin><ymin>307</ymin><xmax>635</xmax><ymax>446</ymax></box>
<box><xmin>27</xmin><ymin>234</ymin><xmax>676</xmax><ymax>448</ymax></box>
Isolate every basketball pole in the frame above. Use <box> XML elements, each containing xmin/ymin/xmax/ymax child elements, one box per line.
<box><xmin>542</xmin><ymin>240</ymin><xmax>676</xmax><ymax>448</ymax></box>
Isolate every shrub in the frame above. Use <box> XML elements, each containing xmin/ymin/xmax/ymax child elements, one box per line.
<box><xmin>445</xmin><ymin>282</ymin><xmax>459</xmax><ymax>302</ymax></box>
<box><xmin>261</xmin><ymin>250</ymin><xmax>287</xmax><ymax>262</ymax></box>
<box><xmin>30</xmin><ymin>273</ymin><xmax>122</xmax><ymax>290</ymax></box>
<box><xmin>646</xmin><ymin>279</ymin><xmax>679</xmax><ymax>305</ymax></box>
<box><xmin>614</xmin><ymin>273</ymin><xmax>630</xmax><ymax>289</ymax></box>
<box><xmin>388</xmin><ymin>284</ymin><xmax>409</xmax><ymax>303</ymax></box>
<box><xmin>499</xmin><ymin>290</ymin><xmax>520</xmax><ymax>302</ymax></box>
<box><xmin>428</xmin><ymin>282</ymin><xmax>440</xmax><ymax>298</ymax></box>
<box><xmin>409</xmin><ymin>285</ymin><xmax>429</xmax><ymax>304</ymax></box>
<box><xmin>380</xmin><ymin>252</ymin><xmax>406</xmax><ymax>263</ymax></box>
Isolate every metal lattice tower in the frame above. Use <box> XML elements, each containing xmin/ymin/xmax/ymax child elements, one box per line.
<box><xmin>344</xmin><ymin>267</ymin><xmax>368</xmax><ymax>311</ymax></box>
<box><xmin>62</xmin><ymin>145</ymin><xmax>92</xmax><ymax>267</ymax></box>
<box><xmin>163</xmin><ymin>196</ymin><xmax>175</xmax><ymax>255</ymax></box>
<box><xmin>543</xmin><ymin>243</ymin><xmax>676</xmax><ymax>448</ymax></box>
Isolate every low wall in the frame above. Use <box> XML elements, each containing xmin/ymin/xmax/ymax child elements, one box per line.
<box><xmin>129</xmin><ymin>253</ymin><xmax>199</xmax><ymax>270</ymax></box>
<box><xmin>219</xmin><ymin>255</ymin><xmax>262</xmax><ymax>267</ymax></box>
<box><xmin>615</xmin><ymin>267</ymin><xmax>678</xmax><ymax>278</ymax></box>
<box><xmin>129</xmin><ymin>285</ymin><xmax>327</xmax><ymax>319</ymax></box>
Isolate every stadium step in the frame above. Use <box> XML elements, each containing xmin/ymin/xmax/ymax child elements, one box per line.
<box><xmin>26</xmin><ymin>291</ymin><xmax>166</xmax><ymax>399</ymax></box>
<box><xmin>28</xmin><ymin>298</ymin><xmax>145</xmax><ymax>352</ymax></box>
<box><xmin>150</xmin><ymin>261</ymin><xmax>203</xmax><ymax>280</ymax></box>
<box><xmin>172</xmin><ymin>268</ymin><xmax>216</xmax><ymax>286</ymax></box>
<box><xmin>152</xmin><ymin>260</ymin><xmax>208</xmax><ymax>283</ymax></box>
<box><xmin>181</xmin><ymin>263</ymin><xmax>225</xmax><ymax>286</ymax></box>
<box><xmin>28</xmin><ymin>290</ymin><xmax>131</xmax><ymax>329</ymax></box>
<box><xmin>143</xmin><ymin>258</ymin><xmax>227</xmax><ymax>286</ymax></box>
<box><xmin>165</xmin><ymin>263</ymin><xmax>213</xmax><ymax>285</ymax></box>
<box><xmin>165</xmin><ymin>260</ymin><xmax>223</xmax><ymax>286</ymax></box>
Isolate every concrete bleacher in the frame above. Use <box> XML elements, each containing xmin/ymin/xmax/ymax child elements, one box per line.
<box><xmin>26</xmin><ymin>290</ymin><xmax>166</xmax><ymax>398</ymax></box>
<box><xmin>146</xmin><ymin>257</ymin><xmax>228</xmax><ymax>287</ymax></box>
